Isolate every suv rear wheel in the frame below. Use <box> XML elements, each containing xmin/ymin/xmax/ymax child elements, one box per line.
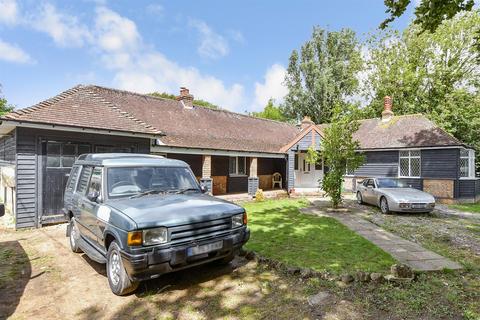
<box><xmin>69</xmin><ymin>218</ymin><xmax>82</xmax><ymax>253</ymax></box>
<box><xmin>106</xmin><ymin>241</ymin><xmax>139</xmax><ymax>296</ymax></box>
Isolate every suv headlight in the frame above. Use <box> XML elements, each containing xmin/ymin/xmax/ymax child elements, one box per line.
<box><xmin>143</xmin><ymin>227</ymin><xmax>168</xmax><ymax>246</ymax></box>
<box><xmin>232</xmin><ymin>213</ymin><xmax>244</xmax><ymax>228</ymax></box>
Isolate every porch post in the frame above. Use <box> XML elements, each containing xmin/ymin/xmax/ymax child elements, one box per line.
<box><xmin>287</xmin><ymin>150</ymin><xmax>295</xmax><ymax>192</ymax></box>
<box><xmin>200</xmin><ymin>155</ymin><xmax>213</xmax><ymax>194</ymax></box>
<box><xmin>248</xmin><ymin>157</ymin><xmax>259</xmax><ymax>196</ymax></box>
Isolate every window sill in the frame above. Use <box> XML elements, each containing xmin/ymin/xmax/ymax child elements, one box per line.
<box><xmin>229</xmin><ymin>174</ymin><xmax>248</xmax><ymax>178</ymax></box>
<box><xmin>398</xmin><ymin>176</ymin><xmax>421</xmax><ymax>179</ymax></box>
<box><xmin>459</xmin><ymin>177</ymin><xmax>478</xmax><ymax>180</ymax></box>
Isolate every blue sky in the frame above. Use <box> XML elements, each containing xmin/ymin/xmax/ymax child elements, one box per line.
<box><xmin>0</xmin><ymin>0</ymin><xmax>413</xmax><ymax>112</ymax></box>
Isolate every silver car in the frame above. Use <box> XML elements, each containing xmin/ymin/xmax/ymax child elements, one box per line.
<box><xmin>356</xmin><ymin>178</ymin><xmax>435</xmax><ymax>214</ymax></box>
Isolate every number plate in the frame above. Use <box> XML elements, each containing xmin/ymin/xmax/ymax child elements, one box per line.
<box><xmin>411</xmin><ymin>204</ymin><xmax>426</xmax><ymax>209</ymax></box>
<box><xmin>187</xmin><ymin>241</ymin><xmax>223</xmax><ymax>256</ymax></box>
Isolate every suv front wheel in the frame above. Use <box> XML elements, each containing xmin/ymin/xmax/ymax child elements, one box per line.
<box><xmin>106</xmin><ymin>241</ymin><xmax>139</xmax><ymax>296</ymax></box>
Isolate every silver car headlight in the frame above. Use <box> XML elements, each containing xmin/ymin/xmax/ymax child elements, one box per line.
<box><xmin>232</xmin><ymin>213</ymin><xmax>244</xmax><ymax>228</ymax></box>
<box><xmin>143</xmin><ymin>227</ymin><xmax>168</xmax><ymax>245</ymax></box>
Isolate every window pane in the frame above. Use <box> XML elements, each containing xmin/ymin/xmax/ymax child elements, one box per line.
<box><xmin>410</xmin><ymin>150</ymin><xmax>420</xmax><ymax>157</ymax></box>
<box><xmin>238</xmin><ymin>157</ymin><xmax>246</xmax><ymax>175</ymax></box>
<box><xmin>411</xmin><ymin>157</ymin><xmax>421</xmax><ymax>176</ymax></box>
<box><xmin>229</xmin><ymin>157</ymin><xmax>236</xmax><ymax>174</ymax></box>
<box><xmin>400</xmin><ymin>158</ymin><xmax>410</xmax><ymax>176</ymax></box>
<box><xmin>460</xmin><ymin>158</ymin><xmax>469</xmax><ymax>177</ymax></box>
<box><xmin>399</xmin><ymin>150</ymin><xmax>409</xmax><ymax>158</ymax></box>
<box><xmin>294</xmin><ymin>154</ymin><xmax>298</xmax><ymax>170</ymax></box>
<box><xmin>78</xmin><ymin>145</ymin><xmax>91</xmax><ymax>156</ymax></box>
<box><xmin>62</xmin><ymin>144</ymin><xmax>76</xmax><ymax>168</ymax></box>
<box><xmin>460</xmin><ymin>149</ymin><xmax>469</xmax><ymax>157</ymax></box>
<box><xmin>46</xmin><ymin>142</ymin><xmax>61</xmax><ymax>167</ymax></box>
<box><xmin>87</xmin><ymin>168</ymin><xmax>102</xmax><ymax>196</ymax></box>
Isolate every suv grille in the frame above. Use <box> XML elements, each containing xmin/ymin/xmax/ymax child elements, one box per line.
<box><xmin>169</xmin><ymin>217</ymin><xmax>232</xmax><ymax>242</ymax></box>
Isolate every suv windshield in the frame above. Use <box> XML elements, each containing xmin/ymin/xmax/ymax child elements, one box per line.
<box><xmin>376</xmin><ymin>178</ymin><xmax>407</xmax><ymax>188</ymax></box>
<box><xmin>107</xmin><ymin>166</ymin><xmax>199</xmax><ymax>198</ymax></box>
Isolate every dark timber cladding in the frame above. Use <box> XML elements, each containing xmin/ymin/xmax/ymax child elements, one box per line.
<box><xmin>15</xmin><ymin>127</ymin><xmax>150</xmax><ymax>228</ymax></box>
<box><xmin>353</xmin><ymin>151</ymin><xmax>399</xmax><ymax>177</ymax></box>
<box><xmin>0</xmin><ymin>130</ymin><xmax>16</xmax><ymax>162</ymax></box>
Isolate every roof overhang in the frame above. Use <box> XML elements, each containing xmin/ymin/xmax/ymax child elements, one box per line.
<box><xmin>151</xmin><ymin>145</ymin><xmax>287</xmax><ymax>158</ymax></box>
<box><xmin>0</xmin><ymin>119</ymin><xmax>164</xmax><ymax>139</ymax></box>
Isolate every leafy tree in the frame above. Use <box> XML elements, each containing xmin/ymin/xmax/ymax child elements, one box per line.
<box><xmin>0</xmin><ymin>86</ymin><xmax>14</xmax><ymax>115</ymax></box>
<box><xmin>283</xmin><ymin>27</ymin><xmax>363</xmax><ymax>124</ymax></box>
<box><xmin>363</xmin><ymin>11</ymin><xmax>480</xmax><ymax>170</ymax></box>
<box><xmin>251</xmin><ymin>99</ymin><xmax>287</xmax><ymax>122</ymax></box>
<box><xmin>381</xmin><ymin>0</ymin><xmax>475</xmax><ymax>32</ymax></box>
<box><xmin>317</xmin><ymin>104</ymin><xmax>364</xmax><ymax>208</ymax></box>
<box><xmin>380</xmin><ymin>0</ymin><xmax>479</xmax><ymax>53</ymax></box>
<box><xmin>149</xmin><ymin>92</ymin><xmax>220</xmax><ymax>109</ymax></box>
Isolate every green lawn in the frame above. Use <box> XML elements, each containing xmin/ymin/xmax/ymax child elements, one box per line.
<box><xmin>449</xmin><ymin>203</ymin><xmax>480</xmax><ymax>214</ymax></box>
<box><xmin>243</xmin><ymin>198</ymin><xmax>395</xmax><ymax>273</ymax></box>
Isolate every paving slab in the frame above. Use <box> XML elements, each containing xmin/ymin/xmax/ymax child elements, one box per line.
<box><xmin>305</xmin><ymin>207</ymin><xmax>463</xmax><ymax>271</ymax></box>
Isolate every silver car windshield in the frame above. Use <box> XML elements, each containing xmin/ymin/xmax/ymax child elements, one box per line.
<box><xmin>107</xmin><ymin>166</ymin><xmax>199</xmax><ymax>198</ymax></box>
<box><xmin>376</xmin><ymin>178</ymin><xmax>408</xmax><ymax>188</ymax></box>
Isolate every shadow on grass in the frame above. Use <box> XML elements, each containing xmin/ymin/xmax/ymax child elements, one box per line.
<box><xmin>0</xmin><ymin>241</ymin><xmax>32</xmax><ymax>319</ymax></box>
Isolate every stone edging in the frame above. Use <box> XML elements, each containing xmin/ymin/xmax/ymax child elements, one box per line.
<box><xmin>240</xmin><ymin>249</ymin><xmax>416</xmax><ymax>285</ymax></box>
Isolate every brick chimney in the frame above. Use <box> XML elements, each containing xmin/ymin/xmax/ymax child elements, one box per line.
<box><xmin>300</xmin><ymin>116</ymin><xmax>314</xmax><ymax>130</ymax></box>
<box><xmin>177</xmin><ymin>87</ymin><xmax>194</xmax><ymax>109</ymax></box>
<box><xmin>381</xmin><ymin>96</ymin><xmax>394</xmax><ymax>122</ymax></box>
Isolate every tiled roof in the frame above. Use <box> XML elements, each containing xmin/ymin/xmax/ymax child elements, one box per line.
<box><xmin>317</xmin><ymin>114</ymin><xmax>464</xmax><ymax>149</ymax></box>
<box><xmin>1</xmin><ymin>85</ymin><xmax>162</xmax><ymax>135</ymax></box>
<box><xmin>85</xmin><ymin>85</ymin><xmax>300</xmax><ymax>153</ymax></box>
<box><xmin>2</xmin><ymin>85</ymin><xmax>300</xmax><ymax>153</ymax></box>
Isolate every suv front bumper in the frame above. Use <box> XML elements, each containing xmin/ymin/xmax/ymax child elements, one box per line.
<box><xmin>120</xmin><ymin>227</ymin><xmax>250</xmax><ymax>281</ymax></box>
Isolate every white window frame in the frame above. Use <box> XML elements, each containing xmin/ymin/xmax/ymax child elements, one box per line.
<box><xmin>398</xmin><ymin>149</ymin><xmax>421</xmax><ymax>178</ymax></box>
<box><xmin>460</xmin><ymin>148</ymin><xmax>476</xmax><ymax>179</ymax></box>
<box><xmin>229</xmin><ymin>156</ymin><xmax>247</xmax><ymax>176</ymax></box>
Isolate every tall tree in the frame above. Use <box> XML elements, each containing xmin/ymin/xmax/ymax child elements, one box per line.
<box><xmin>0</xmin><ymin>86</ymin><xmax>14</xmax><ymax>115</ymax></box>
<box><xmin>319</xmin><ymin>104</ymin><xmax>364</xmax><ymax>208</ymax></box>
<box><xmin>364</xmin><ymin>11</ymin><xmax>480</xmax><ymax>169</ymax></box>
<box><xmin>149</xmin><ymin>92</ymin><xmax>220</xmax><ymax>109</ymax></box>
<box><xmin>251</xmin><ymin>99</ymin><xmax>287</xmax><ymax>122</ymax></box>
<box><xmin>282</xmin><ymin>27</ymin><xmax>363</xmax><ymax>124</ymax></box>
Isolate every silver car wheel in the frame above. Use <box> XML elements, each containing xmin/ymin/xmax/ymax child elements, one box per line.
<box><xmin>380</xmin><ymin>198</ymin><xmax>389</xmax><ymax>214</ymax></box>
<box><xmin>109</xmin><ymin>251</ymin><xmax>121</xmax><ymax>286</ymax></box>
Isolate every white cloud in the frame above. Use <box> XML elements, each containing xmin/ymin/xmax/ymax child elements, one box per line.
<box><xmin>252</xmin><ymin>64</ymin><xmax>288</xmax><ymax>111</ymax></box>
<box><xmin>0</xmin><ymin>38</ymin><xmax>33</xmax><ymax>63</ymax></box>
<box><xmin>227</xmin><ymin>30</ymin><xmax>245</xmax><ymax>44</ymax></box>
<box><xmin>0</xmin><ymin>0</ymin><xmax>19</xmax><ymax>25</ymax></box>
<box><xmin>30</xmin><ymin>3</ymin><xmax>92</xmax><ymax>47</ymax></box>
<box><xmin>112</xmin><ymin>52</ymin><xmax>245</xmax><ymax>110</ymax></box>
<box><xmin>95</xmin><ymin>7</ymin><xmax>140</xmax><ymax>52</ymax></box>
<box><xmin>189</xmin><ymin>19</ymin><xmax>229</xmax><ymax>59</ymax></box>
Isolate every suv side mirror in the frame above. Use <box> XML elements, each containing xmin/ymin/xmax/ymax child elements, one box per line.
<box><xmin>87</xmin><ymin>191</ymin><xmax>100</xmax><ymax>203</ymax></box>
<box><xmin>0</xmin><ymin>204</ymin><xmax>4</xmax><ymax>217</ymax></box>
<box><xmin>200</xmin><ymin>185</ymin><xmax>208</xmax><ymax>194</ymax></box>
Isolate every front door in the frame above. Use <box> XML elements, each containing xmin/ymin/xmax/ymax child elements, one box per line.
<box><xmin>294</xmin><ymin>152</ymin><xmax>323</xmax><ymax>188</ymax></box>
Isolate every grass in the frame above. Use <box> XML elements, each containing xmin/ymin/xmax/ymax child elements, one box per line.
<box><xmin>243</xmin><ymin>198</ymin><xmax>395</xmax><ymax>273</ymax></box>
<box><xmin>449</xmin><ymin>203</ymin><xmax>480</xmax><ymax>214</ymax></box>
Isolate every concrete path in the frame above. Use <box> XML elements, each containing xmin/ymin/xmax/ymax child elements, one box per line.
<box><xmin>302</xmin><ymin>207</ymin><xmax>463</xmax><ymax>271</ymax></box>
